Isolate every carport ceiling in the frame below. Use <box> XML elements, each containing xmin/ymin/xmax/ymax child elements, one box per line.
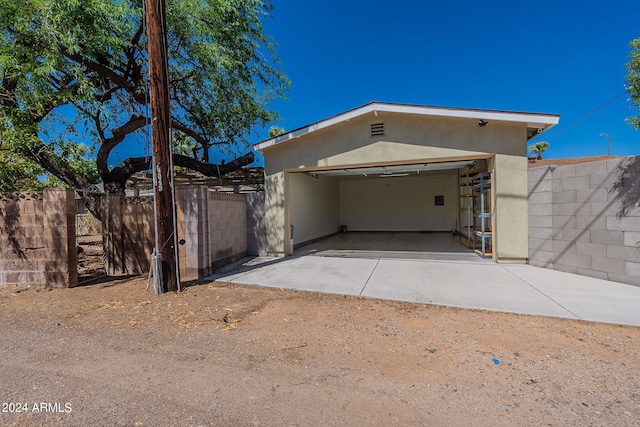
<box><xmin>308</xmin><ymin>160</ymin><xmax>476</xmax><ymax>177</ymax></box>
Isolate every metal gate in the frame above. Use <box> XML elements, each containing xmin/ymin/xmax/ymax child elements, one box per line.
<box><xmin>76</xmin><ymin>190</ymin><xmax>106</xmax><ymax>284</ymax></box>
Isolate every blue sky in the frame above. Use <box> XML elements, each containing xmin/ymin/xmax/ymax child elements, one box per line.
<box><xmin>240</xmin><ymin>0</ymin><xmax>640</xmax><ymax>163</ymax></box>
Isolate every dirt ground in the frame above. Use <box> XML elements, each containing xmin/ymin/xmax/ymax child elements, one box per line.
<box><xmin>1</xmin><ymin>276</ymin><xmax>639</xmax><ymax>427</ymax></box>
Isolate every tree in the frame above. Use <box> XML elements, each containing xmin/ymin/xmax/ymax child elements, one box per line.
<box><xmin>268</xmin><ymin>125</ymin><xmax>285</xmax><ymax>138</ymax></box>
<box><xmin>0</xmin><ymin>0</ymin><xmax>288</xmax><ymax>218</ymax></box>
<box><xmin>0</xmin><ymin>124</ymin><xmax>100</xmax><ymax>192</ymax></box>
<box><xmin>528</xmin><ymin>141</ymin><xmax>550</xmax><ymax>160</ymax></box>
<box><xmin>0</xmin><ymin>139</ymin><xmax>49</xmax><ymax>192</ymax></box>
<box><xmin>627</xmin><ymin>37</ymin><xmax>640</xmax><ymax>129</ymax></box>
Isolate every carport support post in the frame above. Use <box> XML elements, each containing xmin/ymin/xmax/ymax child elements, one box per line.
<box><xmin>283</xmin><ymin>171</ymin><xmax>293</xmax><ymax>256</ymax></box>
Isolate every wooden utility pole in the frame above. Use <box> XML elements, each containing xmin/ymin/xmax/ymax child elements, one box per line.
<box><xmin>145</xmin><ymin>0</ymin><xmax>180</xmax><ymax>292</ymax></box>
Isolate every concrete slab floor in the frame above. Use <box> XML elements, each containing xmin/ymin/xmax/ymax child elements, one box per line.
<box><xmin>504</xmin><ymin>265</ymin><xmax>640</xmax><ymax>327</ymax></box>
<box><xmin>294</xmin><ymin>231</ymin><xmax>471</xmax><ymax>255</ymax></box>
<box><xmin>361</xmin><ymin>259</ymin><xmax>575</xmax><ymax>319</ymax></box>
<box><xmin>208</xmin><ymin>232</ymin><xmax>640</xmax><ymax>327</ymax></box>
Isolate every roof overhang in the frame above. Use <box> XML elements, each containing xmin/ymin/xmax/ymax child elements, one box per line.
<box><xmin>254</xmin><ymin>102</ymin><xmax>560</xmax><ymax>152</ymax></box>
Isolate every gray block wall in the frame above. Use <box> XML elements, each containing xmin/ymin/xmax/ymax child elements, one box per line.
<box><xmin>528</xmin><ymin>156</ymin><xmax>640</xmax><ymax>286</ymax></box>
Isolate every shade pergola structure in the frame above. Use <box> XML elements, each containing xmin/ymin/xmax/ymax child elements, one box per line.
<box><xmin>125</xmin><ymin>167</ymin><xmax>265</xmax><ymax>194</ymax></box>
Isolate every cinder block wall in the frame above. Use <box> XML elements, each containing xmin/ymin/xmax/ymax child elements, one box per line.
<box><xmin>528</xmin><ymin>157</ymin><xmax>640</xmax><ymax>286</ymax></box>
<box><xmin>205</xmin><ymin>192</ymin><xmax>247</xmax><ymax>273</ymax></box>
<box><xmin>1</xmin><ymin>187</ymin><xmax>260</xmax><ymax>286</ymax></box>
<box><xmin>107</xmin><ymin>188</ymin><xmax>250</xmax><ymax>281</ymax></box>
<box><xmin>178</xmin><ymin>188</ymin><xmax>248</xmax><ymax>280</ymax></box>
<box><xmin>0</xmin><ymin>189</ymin><xmax>77</xmax><ymax>288</ymax></box>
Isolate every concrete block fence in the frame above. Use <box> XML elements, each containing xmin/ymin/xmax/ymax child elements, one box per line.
<box><xmin>106</xmin><ymin>188</ymin><xmax>264</xmax><ymax>281</ymax></box>
<box><xmin>0</xmin><ymin>189</ymin><xmax>77</xmax><ymax>288</ymax></box>
<box><xmin>1</xmin><ymin>186</ymin><xmax>266</xmax><ymax>288</ymax></box>
<box><xmin>529</xmin><ymin>156</ymin><xmax>640</xmax><ymax>286</ymax></box>
<box><xmin>179</xmin><ymin>189</ymin><xmax>248</xmax><ymax>280</ymax></box>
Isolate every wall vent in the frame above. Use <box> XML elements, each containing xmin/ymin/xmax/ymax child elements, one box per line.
<box><xmin>370</xmin><ymin>122</ymin><xmax>385</xmax><ymax>137</ymax></box>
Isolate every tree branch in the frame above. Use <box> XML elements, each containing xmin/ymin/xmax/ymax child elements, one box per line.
<box><xmin>28</xmin><ymin>139</ymin><xmax>93</xmax><ymax>189</ymax></box>
<box><xmin>96</xmin><ymin>115</ymin><xmax>149</xmax><ymax>177</ymax></box>
<box><xmin>171</xmin><ymin>119</ymin><xmax>208</xmax><ymax>145</ymax></box>
<box><xmin>125</xmin><ymin>22</ymin><xmax>145</xmax><ymax>83</ymax></box>
<box><xmin>64</xmin><ymin>52</ymin><xmax>146</xmax><ymax>104</ymax></box>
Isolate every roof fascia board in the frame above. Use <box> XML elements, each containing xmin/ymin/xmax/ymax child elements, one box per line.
<box><xmin>255</xmin><ymin>104</ymin><xmax>376</xmax><ymax>151</ymax></box>
<box><xmin>254</xmin><ymin>102</ymin><xmax>560</xmax><ymax>152</ymax></box>
<box><xmin>373</xmin><ymin>103</ymin><xmax>559</xmax><ymax>125</ymax></box>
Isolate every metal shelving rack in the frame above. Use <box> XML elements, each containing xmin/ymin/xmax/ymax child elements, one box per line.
<box><xmin>472</xmin><ymin>172</ymin><xmax>492</xmax><ymax>257</ymax></box>
<box><xmin>458</xmin><ymin>170</ymin><xmax>474</xmax><ymax>248</ymax></box>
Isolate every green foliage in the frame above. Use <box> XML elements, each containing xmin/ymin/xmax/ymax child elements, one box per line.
<box><xmin>172</xmin><ymin>131</ymin><xmax>196</xmax><ymax>157</ymax></box>
<box><xmin>166</xmin><ymin>0</ymin><xmax>289</xmax><ymax>150</ymax></box>
<box><xmin>528</xmin><ymin>141</ymin><xmax>550</xmax><ymax>160</ymax></box>
<box><xmin>268</xmin><ymin>125</ymin><xmax>285</xmax><ymax>138</ymax></box>
<box><xmin>0</xmin><ymin>0</ymin><xmax>135</xmax><ymax>116</ymax></box>
<box><xmin>627</xmin><ymin>38</ymin><xmax>640</xmax><ymax>129</ymax></box>
<box><xmin>0</xmin><ymin>112</ymin><xmax>45</xmax><ymax>191</ymax></box>
<box><xmin>0</xmin><ymin>146</ymin><xmax>47</xmax><ymax>192</ymax></box>
<box><xmin>48</xmin><ymin>139</ymin><xmax>101</xmax><ymax>183</ymax></box>
<box><xmin>0</xmin><ymin>137</ymin><xmax>99</xmax><ymax>192</ymax></box>
<box><xmin>0</xmin><ymin>0</ymin><xmax>288</xmax><ymax>191</ymax></box>
<box><xmin>0</xmin><ymin>109</ymin><xmax>99</xmax><ymax>190</ymax></box>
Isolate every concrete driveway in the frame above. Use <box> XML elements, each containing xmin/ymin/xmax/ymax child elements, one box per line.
<box><xmin>207</xmin><ymin>233</ymin><xmax>640</xmax><ymax>327</ymax></box>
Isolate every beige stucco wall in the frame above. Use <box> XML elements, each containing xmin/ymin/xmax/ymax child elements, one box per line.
<box><xmin>492</xmin><ymin>155</ymin><xmax>529</xmax><ymax>262</ymax></box>
<box><xmin>289</xmin><ymin>173</ymin><xmax>340</xmax><ymax>246</ymax></box>
<box><xmin>339</xmin><ymin>173</ymin><xmax>458</xmax><ymax>231</ymax></box>
<box><xmin>265</xmin><ymin>171</ymin><xmax>287</xmax><ymax>255</ymax></box>
<box><xmin>262</xmin><ymin>111</ymin><xmax>530</xmax><ymax>261</ymax></box>
<box><xmin>264</xmin><ymin>112</ymin><xmax>526</xmax><ymax>175</ymax></box>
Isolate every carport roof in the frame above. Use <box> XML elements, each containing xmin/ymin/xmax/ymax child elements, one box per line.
<box><xmin>254</xmin><ymin>101</ymin><xmax>560</xmax><ymax>152</ymax></box>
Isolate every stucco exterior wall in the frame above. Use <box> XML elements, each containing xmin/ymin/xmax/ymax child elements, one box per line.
<box><xmin>265</xmin><ymin>172</ymin><xmax>287</xmax><ymax>256</ymax></box>
<box><xmin>289</xmin><ymin>173</ymin><xmax>340</xmax><ymax>245</ymax></box>
<box><xmin>264</xmin><ymin>112</ymin><xmax>526</xmax><ymax>174</ymax></box>
<box><xmin>493</xmin><ymin>154</ymin><xmax>529</xmax><ymax>262</ymax></box>
<box><xmin>339</xmin><ymin>173</ymin><xmax>458</xmax><ymax>232</ymax></box>
<box><xmin>262</xmin><ymin>111</ymin><xmax>530</xmax><ymax>260</ymax></box>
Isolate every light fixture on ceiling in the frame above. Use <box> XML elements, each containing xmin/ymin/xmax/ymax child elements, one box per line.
<box><xmin>380</xmin><ymin>173</ymin><xmax>409</xmax><ymax>178</ymax></box>
<box><xmin>478</xmin><ymin>120</ymin><xmax>489</xmax><ymax>127</ymax></box>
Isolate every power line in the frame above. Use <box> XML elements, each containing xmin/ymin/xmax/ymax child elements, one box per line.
<box><xmin>543</xmin><ymin>90</ymin><xmax>627</xmax><ymax>140</ymax></box>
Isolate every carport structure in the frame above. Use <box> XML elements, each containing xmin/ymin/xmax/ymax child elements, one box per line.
<box><xmin>255</xmin><ymin>102</ymin><xmax>559</xmax><ymax>263</ymax></box>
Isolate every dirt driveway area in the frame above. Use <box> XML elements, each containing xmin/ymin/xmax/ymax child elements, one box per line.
<box><xmin>1</xmin><ymin>276</ymin><xmax>639</xmax><ymax>426</ymax></box>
